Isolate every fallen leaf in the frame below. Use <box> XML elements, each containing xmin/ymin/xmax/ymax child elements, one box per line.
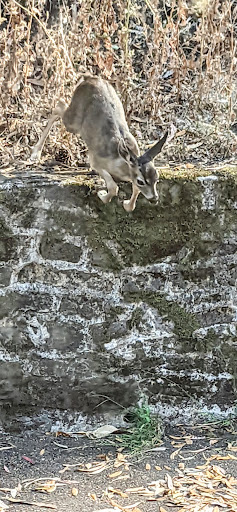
<box><xmin>171</xmin><ymin>442</ymin><xmax>185</xmax><ymax>448</ymax></box>
<box><xmin>166</xmin><ymin>474</ymin><xmax>174</xmax><ymax>491</ymax></box>
<box><xmin>185</xmin><ymin>438</ymin><xmax>193</xmax><ymax>445</ymax></box>
<box><xmin>179</xmin><ymin>454</ymin><xmax>196</xmax><ymax>461</ymax></box>
<box><xmin>71</xmin><ymin>487</ymin><xmax>78</xmax><ymax>497</ymax></box>
<box><xmin>5</xmin><ymin>498</ymin><xmax>56</xmax><ymax>509</ymax></box>
<box><xmin>34</xmin><ymin>481</ymin><xmax>57</xmax><ymax>493</ymax></box>
<box><xmin>170</xmin><ymin>448</ymin><xmax>182</xmax><ymax>459</ymax></box>
<box><xmin>137</xmin><ymin>490</ymin><xmax>154</xmax><ymax>497</ymax></box>
<box><xmin>53</xmin><ymin>441</ymin><xmax>68</xmax><ymax>449</ymax></box>
<box><xmin>176</xmin><ymin>130</ymin><xmax>186</xmax><ymax>137</ymax></box>
<box><xmin>228</xmin><ymin>444</ymin><xmax>237</xmax><ymax>452</ymax></box>
<box><xmin>90</xmin><ymin>425</ymin><xmax>118</xmax><ymax>439</ymax></box>
<box><xmin>212</xmin><ymin>465</ymin><xmax>226</xmax><ymax>476</ymax></box>
<box><xmin>146</xmin><ymin>463</ymin><xmax>151</xmax><ymax>470</ymax></box>
<box><xmin>116</xmin><ymin>453</ymin><xmax>127</xmax><ymax>462</ymax></box>
<box><xmin>108</xmin><ymin>471</ymin><xmax>122</xmax><ymax>479</ymax></box>
<box><xmin>107</xmin><ymin>488</ymin><xmax>128</xmax><ymax>498</ymax></box>
<box><xmin>107</xmin><ymin>497</ymin><xmax>141</xmax><ymax>512</ymax></box>
<box><xmin>0</xmin><ymin>500</ymin><xmax>8</xmax><ymax>511</ymax></box>
<box><xmin>210</xmin><ymin>439</ymin><xmax>219</xmax><ymax>445</ymax></box>
<box><xmin>40</xmin><ymin>449</ymin><xmax>45</xmax><ymax>456</ymax></box>
<box><xmin>22</xmin><ymin>456</ymin><xmax>34</xmax><ymax>464</ymax></box>
<box><xmin>96</xmin><ymin>453</ymin><xmax>108</xmax><ymax>460</ymax></box>
<box><xmin>185</xmin><ymin>446</ymin><xmax>210</xmax><ymax>454</ymax></box>
<box><xmin>77</xmin><ymin>461</ymin><xmax>109</xmax><ymax>474</ymax></box>
<box><xmin>210</xmin><ymin>454</ymin><xmax>237</xmax><ymax>461</ymax></box>
<box><xmin>10</xmin><ymin>484</ymin><xmax>21</xmax><ymax>498</ymax></box>
<box><xmin>178</xmin><ymin>463</ymin><xmax>185</xmax><ymax>469</ymax></box>
<box><xmin>155</xmin><ymin>466</ymin><xmax>162</xmax><ymax>471</ymax></box>
<box><xmin>112</xmin><ymin>475</ymin><xmax>130</xmax><ymax>481</ymax></box>
<box><xmin>114</xmin><ymin>455</ymin><xmax>128</xmax><ymax>468</ymax></box>
<box><xmin>3</xmin><ymin>466</ymin><xmax>10</xmax><ymax>473</ymax></box>
<box><xmin>89</xmin><ymin>493</ymin><xmax>97</xmax><ymax>501</ymax></box>
<box><xmin>59</xmin><ymin>465</ymin><xmax>69</xmax><ymax>473</ymax></box>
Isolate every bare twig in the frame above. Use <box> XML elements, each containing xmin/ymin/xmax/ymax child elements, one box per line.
<box><xmin>4</xmin><ymin>497</ymin><xmax>57</xmax><ymax>509</ymax></box>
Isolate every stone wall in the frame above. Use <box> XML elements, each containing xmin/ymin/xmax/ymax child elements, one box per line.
<box><xmin>0</xmin><ymin>171</ymin><xmax>236</xmax><ymax>424</ymax></box>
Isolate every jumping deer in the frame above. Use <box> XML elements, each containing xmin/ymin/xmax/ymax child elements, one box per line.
<box><xmin>31</xmin><ymin>75</ymin><xmax>170</xmax><ymax>212</ymax></box>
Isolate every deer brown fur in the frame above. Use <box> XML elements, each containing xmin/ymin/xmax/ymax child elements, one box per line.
<box><xmin>31</xmin><ymin>75</ymin><xmax>169</xmax><ymax>212</ymax></box>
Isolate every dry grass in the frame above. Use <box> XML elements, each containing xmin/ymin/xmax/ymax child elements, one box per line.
<box><xmin>0</xmin><ymin>0</ymin><xmax>237</xmax><ymax>167</ymax></box>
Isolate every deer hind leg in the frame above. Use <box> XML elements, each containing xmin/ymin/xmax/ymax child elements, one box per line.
<box><xmin>30</xmin><ymin>100</ymin><xmax>67</xmax><ymax>162</ymax></box>
<box><xmin>123</xmin><ymin>183</ymin><xmax>140</xmax><ymax>212</ymax></box>
<box><xmin>97</xmin><ymin>169</ymin><xmax>119</xmax><ymax>204</ymax></box>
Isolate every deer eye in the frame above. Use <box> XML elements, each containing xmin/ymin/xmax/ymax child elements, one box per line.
<box><xmin>137</xmin><ymin>177</ymin><xmax>145</xmax><ymax>186</ymax></box>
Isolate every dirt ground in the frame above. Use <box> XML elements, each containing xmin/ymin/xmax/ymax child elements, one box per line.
<box><xmin>1</xmin><ymin>419</ymin><xmax>237</xmax><ymax>512</ymax></box>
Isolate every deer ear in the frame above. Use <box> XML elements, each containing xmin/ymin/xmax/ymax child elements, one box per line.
<box><xmin>118</xmin><ymin>139</ymin><xmax>137</xmax><ymax>165</ymax></box>
<box><xmin>138</xmin><ymin>131</ymin><xmax>168</xmax><ymax>164</ymax></box>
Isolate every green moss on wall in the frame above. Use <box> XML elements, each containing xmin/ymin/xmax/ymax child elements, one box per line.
<box><xmin>126</xmin><ymin>291</ymin><xmax>200</xmax><ymax>340</ymax></box>
<box><xmin>85</xmin><ymin>177</ymin><xmax>235</xmax><ymax>267</ymax></box>
<box><xmin>159</xmin><ymin>165</ymin><xmax>237</xmax><ymax>182</ymax></box>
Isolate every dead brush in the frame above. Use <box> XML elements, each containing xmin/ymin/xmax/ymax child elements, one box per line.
<box><xmin>0</xmin><ymin>0</ymin><xmax>236</xmax><ymax>168</ymax></box>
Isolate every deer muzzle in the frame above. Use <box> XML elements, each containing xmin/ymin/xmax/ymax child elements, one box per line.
<box><xmin>149</xmin><ymin>196</ymin><xmax>158</xmax><ymax>204</ymax></box>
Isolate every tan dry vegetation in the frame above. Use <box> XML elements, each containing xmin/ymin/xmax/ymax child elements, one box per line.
<box><xmin>0</xmin><ymin>0</ymin><xmax>237</xmax><ymax>168</ymax></box>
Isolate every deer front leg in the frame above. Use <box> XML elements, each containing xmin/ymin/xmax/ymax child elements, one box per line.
<box><xmin>97</xmin><ymin>169</ymin><xmax>119</xmax><ymax>204</ymax></box>
<box><xmin>123</xmin><ymin>183</ymin><xmax>140</xmax><ymax>212</ymax></box>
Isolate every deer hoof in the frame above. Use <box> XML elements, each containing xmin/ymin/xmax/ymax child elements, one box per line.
<box><xmin>123</xmin><ymin>199</ymin><xmax>135</xmax><ymax>212</ymax></box>
<box><xmin>97</xmin><ymin>190</ymin><xmax>110</xmax><ymax>204</ymax></box>
<box><xmin>30</xmin><ymin>149</ymin><xmax>41</xmax><ymax>162</ymax></box>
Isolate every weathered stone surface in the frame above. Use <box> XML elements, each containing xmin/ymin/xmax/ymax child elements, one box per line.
<box><xmin>40</xmin><ymin>231</ymin><xmax>83</xmax><ymax>262</ymax></box>
<box><xmin>0</xmin><ymin>173</ymin><xmax>236</xmax><ymax>422</ymax></box>
<box><xmin>0</xmin><ymin>265</ymin><xmax>11</xmax><ymax>286</ymax></box>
